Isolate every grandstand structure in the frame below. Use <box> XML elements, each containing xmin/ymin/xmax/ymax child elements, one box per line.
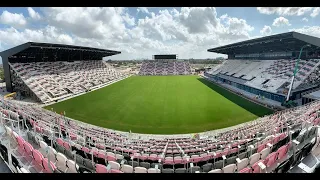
<box><xmin>0</xmin><ymin>95</ymin><xmax>319</xmax><ymax>173</ymax></box>
<box><xmin>0</xmin><ymin>34</ymin><xmax>319</xmax><ymax>174</ymax></box>
<box><xmin>0</xmin><ymin>42</ymin><xmax>127</xmax><ymax>104</ymax></box>
<box><xmin>139</xmin><ymin>54</ymin><xmax>192</xmax><ymax>76</ymax></box>
<box><xmin>138</xmin><ymin>60</ymin><xmax>192</xmax><ymax>76</ymax></box>
<box><xmin>205</xmin><ymin>32</ymin><xmax>320</xmax><ymax>107</ymax></box>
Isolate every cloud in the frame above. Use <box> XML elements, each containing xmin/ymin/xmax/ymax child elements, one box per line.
<box><xmin>290</xmin><ymin>26</ymin><xmax>320</xmax><ymax>38</ymax></box>
<box><xmin>272</xmin><ymin>17</ymin><xmax>291</xmax><ymax>27</ymax></box>
<box><xmin>0</xmin><ymin>26</ymin><xmax>74</xmax><ymax>48</ymax></box>
<box><xmin>257</xmin><ymin>7</ymin><xmax>313</xmax><ymax>16</ymax></box>
<box><xmin>260</xmin><ymin>25</ymin><xmax>272</xmax><ymax>35</ymax></box>
<box><xmin>27</xmin><ymin>7</ymin><xmax>41</xmax><ymax>20</ymax></box>
<box><xmin>0</xmin><ymin>7</ymin><xmax>256</xmax><ymax>60</ymax></box>
<box><xmin>40</xmin><ymin>7</ymin><xmax>128</xmax><ymax>40</ymax></box>
<box><xmin>302</xmin><ymin>17</ymin><xmax>308</xmax><ymax>22</ymax></box>
<box><xmin>122</xmin><ymin>12</ymin><xmax>135</xmax><ymax>26</ymax></box>
<box><xmin>0</xmin><ymin>10</ymin><xmax>27</xmax><ymax>28</ymax></box>
<box><xmin>311</xmin><ymin>7</ymin><xmax>320</xmax><ymax>17</ymax></box>
<box><xmin>137</xmin><ymin>7</ymin><xmax>150</xmax><ymax>14</ymax></box>
<box><xmin>178</xmin><ymin>7</ymin><xmax>219</xmax><ymax>34</ymax></box>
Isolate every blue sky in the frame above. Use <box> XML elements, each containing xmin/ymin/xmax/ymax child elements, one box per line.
<box><xmin>0</xmin><ymin>7</ymin><xmax>320</xmax><ymax>63</ymax></box>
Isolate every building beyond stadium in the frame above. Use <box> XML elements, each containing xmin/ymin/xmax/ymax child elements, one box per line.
<box><xmin>206</xmin><ymin>32</ymin><xmax>320</xmax><ymax>106</ymax></box>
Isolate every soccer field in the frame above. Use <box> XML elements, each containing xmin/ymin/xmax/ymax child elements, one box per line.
<box><xmin>44</xmin><ymin>75</ymin><xmax>273</xmax><ymax>134</ymax></box>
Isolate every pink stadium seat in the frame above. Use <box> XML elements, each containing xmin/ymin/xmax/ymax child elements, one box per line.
<box><xmin>277</xmin><ymin>143</ymin><xmax>290</xmax><ymax>160</ymax></box>
<box><xmin>31</xmin><ymin>149</ymin><xmax>44</xmax><ymax>172</ymax></box>
<box><xmin>63</xmin><ymin>142</ymin><xmax>71</xmax><ymax>151</ymax></box>
<box><xmin>96</xmin><ymin>164</ymin><xmax>108</xmax><ymax>173</ymax></box>
<box><xmin>69</xmin><ymin>132</ymin><xmax>77</xmax><ymax>140</ymax></box>
<box><xmin>81</xmin><ymin>147</ymin><xmax>90</xmax><ymax>154</ymax></box>
<box><xmin>42</xmin><ymin>158</ymin><xmax>57</xmax><ymax>173</ymax></box>
<box><xmin>257</xmin><ymin>144</ymin><xmax>266</xmax><ymax>153</ymax></box>
<box><xmin>29</xmin><ymin>119</ymin><xmax>35</xmax><ymax>126</ymax></box>
<box><xmin>23</xmin><ymin>141</ymin><xmax>34</xmax><ymax>161</ymax></box>
<box><xmin>221</xmin><ymin>149</ymin><xmax>229</xmax><ymax>156</ymax></box>
<box><xmin>107</xmin><ymin>155</ymin><xmax>116</xmax><ymax>162</ymax></box>
<box><xmin>148</xmin><ymin>154</ymin><xmax>158</xmax><ymax>161</ymax></box>
<box><xmin>252</xmin><ymin>160</ymin><xmax>264</xmax><ymax>173</ymax></box>
<box><xmin>213</xmin><ymin>152</ymin><xmax>222</xmax><ymax>159</ymax></box>
<box><xmin>16</xmin><ymin>136</ymin><xmax>26</xmax><ymax>156</ymax></box>
<box><xmin>201</xmin><ymin>154</ymin><xmax>211</xmax><ymax>162</ymax></box>
<box><xmin>35</xmin><ymin>126</ymin><xmax>43</xmax><ymax>133</ymax></box>
<box><xmin>139</xmin><ymin>154</ymin><xmax>148</xmax><ymax>161</ymax></box>
<box><xmin>96</xmin><ymin>144</ymin><xmax>105</xmax><ymax>149</ymax></box>
<box><xmin>97</xmin><ymin>151</ymin><xmax>106</xmax><ymax>159</ymax></box>
<box><xmin>273</xmin><ymin>136</ymin><xmax>281</xmax><ymax>144</ymax></box>
<box><xmin>173</xmin><ymin>157</ymin><xmax>183</xmax><ymax>164</ymax></box>
<box><xmin>264</xmin><ymin>152</ymin><xmax>278</xmax><ymax>168</ymax></box>
<box><xmin>191</xmin><ymin>156</ymin><xmax>202</xmax><ymax>163</ymax></box>
<box><xmin>164</xmin><ymin>159</ymin><xmax>174</xmax><ymax>165</ymax></box>
<box><xmin>56</xmin><ymin>138</ymin><xmax>64</xmax><ymax>146</ymax></box>
<box><xmin>229</xmin><ymin>148</ymin><xmax>238</xmax><ymax>154</ymax></box>
<box><xmin>239</xmin><ymin>167</ymin><xmax>252</xmax><ymax>173</ymax></box>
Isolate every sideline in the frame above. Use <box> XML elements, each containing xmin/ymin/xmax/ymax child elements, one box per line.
<box><xmin>200</xmin><ymin>75</ymin><xmax>277</xmax><ymax>111</ymax></box>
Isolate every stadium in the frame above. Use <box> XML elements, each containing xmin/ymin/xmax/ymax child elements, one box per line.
<box><xmin>0</xmin><ymin>31</ymin><xmax>319</xmax><ymax>174</ymax></box>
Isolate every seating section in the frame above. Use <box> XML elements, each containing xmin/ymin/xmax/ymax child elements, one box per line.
<box><xmin>0</xmin><ymin>96</ymin><xmax>319</xmax><ymax>173</ymax></box>
<box><xmin>298</xmin><ymin>60</ymin><xmax>320</xmax><ymax>89</ymax></box>
<box><xmin>9</xmin><ymin>61</ymin><xmax>126</xmax><ymax>103</ymax></box>
<box><xmin>139</xmin><ymin>61</ymin><xmax>192</xmax><ymax>76</ymax></box>
<box><xmin>207</xmin><ymin>59</ymin><xmax>320</xmax><ymax>94</ymax></box>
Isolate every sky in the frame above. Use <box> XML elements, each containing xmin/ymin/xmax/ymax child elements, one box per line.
<box><xmin>0</xmin><ymin>7</ymin><xmax>320</xmax><ymax>62</ymax></box>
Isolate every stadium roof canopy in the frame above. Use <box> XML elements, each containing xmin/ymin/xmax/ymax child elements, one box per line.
<box><xmin>0</xmin><ymin>42</ymin><xmax>121</xmax><ymax>62</ymax></box>
<box><xmin>208</xmin><ymin>32</ymin><xmax>320</xmax><ymax>55</ymax></box>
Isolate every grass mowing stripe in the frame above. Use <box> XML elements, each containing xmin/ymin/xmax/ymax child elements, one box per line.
<box><xmin>44</xmin><ymin>75</ymin><xmax>273</xmax><ymax>134</ymax></box>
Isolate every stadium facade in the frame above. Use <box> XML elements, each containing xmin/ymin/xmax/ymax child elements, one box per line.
<box><xmin>205</xmin><ymin>32</ymin><xmax>320</xmax><ymax>107</ymax></box>
<box><xmin>0</xmin><ymin>42</ymin><xmax>125</xmax><ymax>103</ymax></box>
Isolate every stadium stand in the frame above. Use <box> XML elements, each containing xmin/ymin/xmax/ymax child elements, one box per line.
<box><xmin>206</xmin><ymin>32</ymin><xmax>320</xmax><ymax>105</ymax></box>
<box><xmin>207</xmin><ymin>59</ymin><xmax>320</xmax><ymax>94</ymax></box>
<box><xmin>1</xmin><ymin>33</ymin><xmax>320</xmax><ymax>174</ymax></box>
<box><xmin>0</xmin><ymin>42</ymin><xmax>127</xmax><ymax>104</ymax></box>
<box><xmin>9</xmin><ymin>60</ymin><xmax>125</xmax><ymax>103</ymax></box>
<box><xmin>298</xmin><ymin>60</ymin><xmax>320</xmax><ymax>89</ymax></box>
<box><xmin>0</xmin><ymin>96</ymin><xmax>319</xmax><ymax>173</ymax></box>
<box><xmin>138</xmin><ymin>60</ymin><xmax>192</xmax><ymax>76</ymax></box>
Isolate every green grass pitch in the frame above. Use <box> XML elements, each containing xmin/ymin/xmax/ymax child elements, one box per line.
<box><xmin>44</xmin><ymin>75</ymin><xmax>273</xmax><ymax>134</ymax></box>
